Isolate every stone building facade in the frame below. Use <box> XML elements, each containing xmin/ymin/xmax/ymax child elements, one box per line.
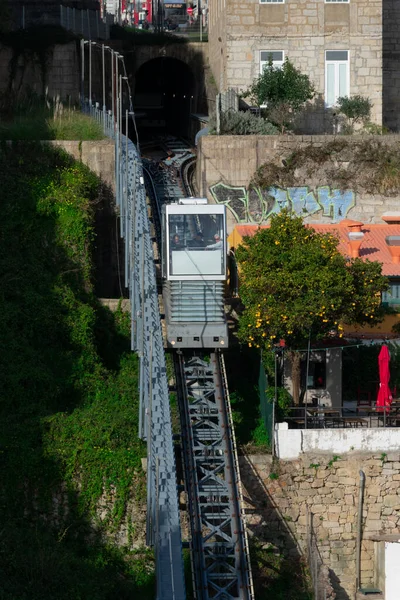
<box><xmin>208</xmin><ymin>0</ymin><xmax>398</xmax><ymax>131</ymax></box>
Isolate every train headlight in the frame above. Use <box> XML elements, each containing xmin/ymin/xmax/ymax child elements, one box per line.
<box><xmin>171</xmin><ymin>340</ymin><xmax>176</xmax><ymax>345</ymax></box>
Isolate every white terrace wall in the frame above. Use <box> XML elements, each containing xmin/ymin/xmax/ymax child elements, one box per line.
<box><xmin>275</xmin><ymin>425</ymin><xmax>400</xmax><ymax>460</ymax></box>
<box><xmin>240</xmin><ymin>451</ymin><xmax>400</xmax><ymax>600</ymax></box>
<box><xmin>198</xmin><ymin>134</ymin><xmax>400</xmax><ymax>234</ymax></box>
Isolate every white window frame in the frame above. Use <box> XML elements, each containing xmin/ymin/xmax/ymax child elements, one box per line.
<box><xmin>260</xmin><ymin>0</ymin><xmax>284</xmax><ymax>4</ymax></box>
<box><xmin>260</xmin><ymin>50</ymin><xmax>284</xmax><ymax>74</ymax></box>
<box><xmin>325</xmin><ymin>50</ymin><xmax>350</xmax><ymax>107</ymax></box>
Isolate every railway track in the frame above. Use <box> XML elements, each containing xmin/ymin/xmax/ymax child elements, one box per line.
<box><xmin>142</xmin><ymin>137</ymin><xmax>254</xmax><ymax>600</ymax></box>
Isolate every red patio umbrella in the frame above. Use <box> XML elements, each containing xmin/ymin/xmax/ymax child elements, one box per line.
<box><xmin>376</xmin><ymin>345</ymin><xmax>392</xmax><ymax>412</ymax></box>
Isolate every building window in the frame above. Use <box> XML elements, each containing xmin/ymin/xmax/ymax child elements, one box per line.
<box><xmin>260</xmin><ymin>0</ymin><xmax>284</xmax><ymax>4</ymax></box>
<box><xmin>382</xmin><ymin>280</ymin><xmax>400</xmax><ymax>307</ymax></box>
<box><xmin>260</xmin><ymin>50</ymin><xmax>284</xmax><ymax>74</ymax></box>
<box><xmin>325</xmin><ymin>1</ymin><xmax>349</xmax><ymax>3</ymax></box>
<box><xmin>325</xmin><ymin>50</ymin><xmax>349</xmax><ymax>106</ymax></box>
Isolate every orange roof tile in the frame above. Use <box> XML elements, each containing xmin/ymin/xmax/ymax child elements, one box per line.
<box><xmin>234</xmin><ymin>223</ymin><xmax>400</xmax><ymax>277</ymax></box>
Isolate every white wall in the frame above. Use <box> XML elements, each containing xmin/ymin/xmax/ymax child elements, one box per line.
<box><xmin>275</xmin><ymin>423</ymin><xmax>400</xmax><ymax>459</ymax></box>
<box><xmin>385</xmin><ymin>542</ymin><xmax>400</xmax><ymax>600</ymax></box>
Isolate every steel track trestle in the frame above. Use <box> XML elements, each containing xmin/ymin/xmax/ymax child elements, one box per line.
<box><xmin>175</xmin><ymin>351</ymin><xmax>254</xmax><ymax>600</ymax></box>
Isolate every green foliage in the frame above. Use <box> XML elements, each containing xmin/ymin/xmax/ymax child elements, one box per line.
<box><xmin>0</xmin><ymin>142</ymin><xmax>146</xmax><ymax>597</ymax></box>
<box><xmin>252</xmin><ymin>417</ymin><xmax>270</xmax><ymax>447</ymax></box>
<box><xmin>111</xmin><ymin>23</ymin><xmax>187</xmax><ymax>45</ymax></box>
<box><xmin>269</xmin><ymin>472</ymin><xmax>279</xmax><ymax>480</ymax></box>
<box><xmin>337</xmin><ymin>95</ymin><xmax>373</xmax><ymax>129</ymax></box>
<box><xmin>362</xmin><ymin>121</ymin><xmax>389</xmax><ymax>135</ymax></box>
<box><xmin>210</xmin><ymin>109</ymin><xmax>278</xmax><ymax>135</ymax></box>
<box><xmin>243</xmin><ymin>58</ymin><xmax>315</xmax><ymax>132</ymax></box>
<box><xmin>265</xmin><ymin>385</ymin><xmax>292</xmax><ymax>420</ymax></box>
<box><xmin>380</xmin><ymin>452</ymin><xmax>387</xmax><ymax>464</ymax></box>
<box><xmin>0</xmin><ymin>92</ymin><xmax>105</xmax><ymax>141</ymax></box>
<box><xmin>235</xmin><ymin>211</ymin><xmax>388</xmax><ymax>353</ymax></box>
<box><xmin>309</xmin><ymin>463</ymin><xmax>320</xmax><ymax>471</ymax></box>
<box><xmin>224</xmin><ymin>347</ymin><xmax>271</xmax><ymax>447</ymax></box>
<box><xmin>328</xmin><ymin>455</ymin><xmax>341</xmax><ymax>468</ymax></box>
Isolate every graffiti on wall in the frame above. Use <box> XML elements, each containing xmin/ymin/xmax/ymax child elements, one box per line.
<box><xmin>209</xmin><ymin>182</ymin><xmax>355</xmax><ymax>224</ymax></box>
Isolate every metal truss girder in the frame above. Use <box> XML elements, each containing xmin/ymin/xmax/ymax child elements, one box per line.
<box><xmin>175</xmin><ymin>352</ymin><xmax>254</xmax><ymax>600</ymax></box>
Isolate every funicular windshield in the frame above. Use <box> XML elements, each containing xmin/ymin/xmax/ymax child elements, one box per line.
<box><xmin>168</xmin><ymin>213</ymin><xmax>225</xmax><ymax>277</ymax></box>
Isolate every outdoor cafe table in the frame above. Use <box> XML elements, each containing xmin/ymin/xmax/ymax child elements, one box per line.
<box><xmin>303</xmin><ymin>407</ymin><xmax>342</xmax><ymax>428</ymax></box>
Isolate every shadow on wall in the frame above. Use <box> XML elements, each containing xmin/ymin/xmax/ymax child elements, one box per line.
<box><xmin>240</xmin><ymin>455</ymin><xmax>312</xmax><ymax>598</ymax></box>
<box><xmin>329</xmin><ymin>570</ymin><xmax>350</xmax><ymax>600</ymax></box>
<box><xmin>240</xmin><ymin>456</ymin><xmax>348</xmax><ymax>599</ymax></box>
<box><xmin>92</xmin><ymin>183</ymin><xmax>128</xmax><ymax>299</ymax></box>
<box><xmin>383</xmin><ymin>0</ymin><xmax>400</xmax><ymax>132</ymax></box>
<box><xmin>294</xmin><ymin>95</ymin><xmax>338</xmax><ymax>135</ymax></box>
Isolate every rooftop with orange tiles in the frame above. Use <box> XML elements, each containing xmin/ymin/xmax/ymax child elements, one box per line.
<box><xmin>229</xmin><ymin>220</ymin><xmax>400</xmax><ymax>277</ymax></box>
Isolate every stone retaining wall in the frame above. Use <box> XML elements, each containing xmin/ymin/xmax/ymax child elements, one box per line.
<box><xmin>240</xmin><ymin>452</ymin><xmax>400</xmax><ymax>599</ymax></box>
<box><xmin>197</xmin><ymin>134</ymin><xmax>400</xmax><ymax>233</ymax></box>
<box><xmin>0</xmin><ymin>42</ymin><xmax>80</xmax><ymax>101</ymax></box>
<box><xmin>50</xmin><ymin>139</ymin><xmax>115</xmax><ymax>189</ymax></box>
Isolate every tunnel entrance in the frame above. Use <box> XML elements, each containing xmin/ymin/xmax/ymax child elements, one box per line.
<box><xmin>133</xmin><ymin>57</ymin><xmax>195</xmax><ymax>139</ymax></box>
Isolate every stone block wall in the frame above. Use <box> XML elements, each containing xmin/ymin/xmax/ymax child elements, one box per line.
<box><xmin>0</xmin><ymin>42</ymin><xmax>80</xmax><ymax>101</ymax></box>
<box><xmin>207</xmin><ymin>0</ymin><xmax>227</xmax><ymax>91</ymax></box>
<box><xmin>197</xmin><ymin>134</ymin><xmax>400</xmax><ymax>233</ymax></box>
<box><xmin>240</xmin><ymin>452</ymin><xmax>400</xmax><ymax>600</ymax></box>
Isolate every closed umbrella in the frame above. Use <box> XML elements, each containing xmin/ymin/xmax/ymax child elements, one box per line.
<box><xmin>376</xmin><ymin>345</ymin><xmax>392</xmax><ymax>412</ymax></box>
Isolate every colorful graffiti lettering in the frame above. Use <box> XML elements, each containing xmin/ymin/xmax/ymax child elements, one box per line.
<box><xmin>209</xmin><ymin>182</ymin><xmax>355</xmax><ymax>224</ymax></box>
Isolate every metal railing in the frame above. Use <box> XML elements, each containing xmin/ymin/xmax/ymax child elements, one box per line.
<box><xmin>82</xmin><ymin>59</ymin><xmax>186</xmax><ymax>598</ymax></box>
<box><xmin>9</xmin><ymin>4</ymin><xmax>111</xmax><ymax>39</ymax></box>
<box><xmin>284</xmin><ymin>403</ymin><xmax>400</xmax><ymax>429</ymax></box>
<box><xmin>60</xmin><ymin>5</ymin><xmax>112</xmax><ymax>40</ymax></box>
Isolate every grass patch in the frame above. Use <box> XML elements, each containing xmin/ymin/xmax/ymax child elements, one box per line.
<box><xmin>0</xmin><ymin>141</ymin><xmax>148</xmax><ymax>598</ymax></box>
<box><xmin>0</xmin><ymin>92</ymin><xmax>105</xmax><ymax>140</ymax></box>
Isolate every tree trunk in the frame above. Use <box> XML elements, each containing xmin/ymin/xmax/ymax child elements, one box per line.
<box><xmin>290</xmin><ymin>350</ymin><xmax>301</xmax><ymax>405</ymax></box>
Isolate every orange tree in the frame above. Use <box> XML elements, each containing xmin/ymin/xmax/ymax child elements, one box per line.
<box><xmin>235</xmin><ymin>211</ymin><xmax>388</xmax><ymax>403</ymax></box>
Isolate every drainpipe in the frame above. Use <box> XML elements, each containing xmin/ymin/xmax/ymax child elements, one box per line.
<box><xmin>355</xmin><ymin>470</ymin><xmax>366</xmax><ymax>598</ymax></box>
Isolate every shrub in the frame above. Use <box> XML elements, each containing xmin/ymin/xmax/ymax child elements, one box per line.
<box><xmin>362</xmin><ymin>121</ymin><xmax>389</xmax><ymax>136</ymax></box>
<box><xmin>337</xmin><ymin>95</ymin><xmax>373</xmax><ymax>131</ymax></box>
<box><xmin>265</xmin><ymin>386</ymin><xmax>292</xmax><ymax>421</ymax></box>
<box><xmin>243</xmin><ymin>58</ymin><xmax>315</xmax><ymax>132</ymax></box>
<box><xmin>211</xmin><ymin>109</ymin><xmax>278</xmax><ymax>135</ymax></box>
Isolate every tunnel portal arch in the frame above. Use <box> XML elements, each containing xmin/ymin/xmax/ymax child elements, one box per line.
<box><xmin>134</xmin><ymin>56</ymin><xmax>196</xmax><ymax>137</ymax></box>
